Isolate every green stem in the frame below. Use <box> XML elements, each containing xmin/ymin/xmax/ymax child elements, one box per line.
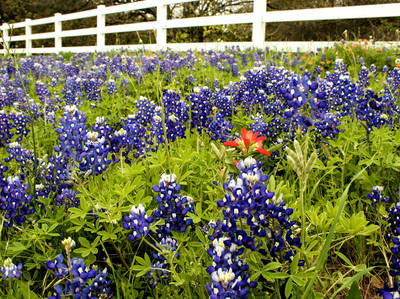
<box><xmin>111</xmin><ymin>240</ymin><xmax>129</xmax><ymax>269</ymax></box>
<box><xmin>99</xmin><ymin>240</ymin><xmax>120</xmax><ymax>299</ymax></box>
<box><xmin>143</xmin><ymin>237</ymin><xmax>162</xmax><ymax>252</ymax></box>
<box><xmin>128</xmin><ymin>237</ymin><xmax>145</xmax><ymax>283</ymax></box>
<box><xmin>300</xmin><ymin>181</ymin><xmax>306</xmax><ymax>254</ymax></box>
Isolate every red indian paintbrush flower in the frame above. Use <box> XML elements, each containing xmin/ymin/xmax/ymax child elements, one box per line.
<box><xmin>223</xmin><ymin>128</ymin><xmax>271</xmax><ymax>156</ymax></box>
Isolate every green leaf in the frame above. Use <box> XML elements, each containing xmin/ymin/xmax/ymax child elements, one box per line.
<box><xmin>132</xmin><ymin>265</ymin><xmax>150</xmax><ymax>277</ymax></box>
<box><xmin>285</xmin><ymin>278</ymin><xmax>293</xmax><ymax>298</ymax></box>
<box><xmin>195</xmin><ymin>226</ymin><xmax>207</xmax><ymax>244</ymax></box>
<box><xmin>144</xmin><ymin>253</ymin><xmax>151</xmax><ymax>265</ymax></box>
<box><xmin>262</xmin><ymin>271</ymin><xmax>289</xmax><ymax>281</ymax></box>
<box><xmin>291</xmin><ymin>274</ymin><xmax>306</xmax><ymax>286</ymax></box>
<box><xmin>330</xmin><ymin>267</ymin><xmax>374</xmax><ymax>299</ymax></box>
<box><xmin>135</xmin><ymin>256</ymin><xmax>146</xmax><ymax>266</ymax></box>
<box><xmin>263</xmin><ymin>262</ymin><xmax>282</xmax><ymax>271</ymax></box>
<box><xmin>7</xmin><ymin>242</ymin><xmax>28</xmax><ymax>255</ymax></box>
<box><xmin>74</xmin><ymin>247</ymin><xmax>91</xmax><ymax>257</ymax></box>
<box><xmin>290</xmin><ymin>253</ymin><xmax>300</xmax><ymax>274</ymax></box>
<box><xmin>188</xmin><ymin>212</ymin><xmax>201</xmax><ymax>224</ymax></box>
<box><xmin>250</xmin><ymin>271</ymin><xmax>261</xmax><ymax>281</ymax></box>
<box><xmin>78</xmin><ymin>237</ymin><xmax>90</xmax><ymax>248</ymax></box>
<box><xmin>336</xmin><ymin>252</ymin><xmax>353</xmax><ymax>267</ymax></box>
<box><xmin>97</xmin><ymin>231</ymin><xmax>117</xmax><ymax>241</ymax></box>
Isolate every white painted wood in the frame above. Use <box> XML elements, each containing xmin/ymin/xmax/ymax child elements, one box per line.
<box><xmin>97</xmin><ymin>5</ymin><xmax>106</xmax><ymax>52</ymax></box>
<box><xmin>253</xmin><ymin>0</ymin><xmax>266</xmax><ymax>48</ymax></box>
<box><xmin>263</xmin><ymin>3</ymin><xmax>400</xmax><ymax>23</ymax></box>
<box><xmin>59</xmin><ymin>9</ymin><xmax>98</xmax><ymax>22</ymax></box>
<box><xmin>25</xmin><ymin>19</ymin><xmax>32</xmax><ymax>56</ymax></box>
<box><xmin>103</xmin><ymin>22</ymin><xmax>157</xmax><ymax>34</ymax></box>
<box><xmin>30</xmin><ymin>32</ymin><xmax>56</xmax><ymax>40</ymax></box>
<box><xmin>61</xmin><ymin>28</ymin><xmax>97</xmax><ymax>38</ymax></box>
<box><xmin>165</xmin><ymin>13</ymin><xmax>253</xmax><ymax>28</ymax></box>
<box><xmin>55</xmin><ymin>13</ymin><xmax>62</xmax><ymax>54</ymax></box>
<box><xmin>7</xmin><ymin>22</ymin><xmax>26</xmax><ymax>29</ymax></box>
<box><xmin>157</xmin><ymin>3</ymin><xmax>167</xmax><ymax>48</ymax></box>
<box><xmin>30</xmin><ymin>16</ymin><xmax>56</xmax><ymax>26</ymax></box>
<box><xmin>104</xmin><ymin>0</ymin><xmax>158</xmax><ymax>15</ymax></box>
<box><xmin>104</xmin><ymin>0</ymin><xmax>198</xmax><ymax>14</ymax></box>
<box><xmin>9</xmin><ymin>35</ymin><xmax>28</xmax><ymax>42</ymax></box>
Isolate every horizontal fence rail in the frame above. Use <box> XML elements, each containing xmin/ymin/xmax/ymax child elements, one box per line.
<box><xmin>1</xmin><ymin>0</ymin><xmax>400</xmax><ymax>55</ymax></box>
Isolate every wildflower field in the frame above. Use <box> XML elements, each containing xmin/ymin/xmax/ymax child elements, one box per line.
<box><xmin>0</xmin><ymin>42</ymin><xmax>400</xmax><ymax>298</ymax></box>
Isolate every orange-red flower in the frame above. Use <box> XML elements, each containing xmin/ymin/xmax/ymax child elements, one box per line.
<box><xmin>223</xmin><ymin>128</ymin><xmax>271</xmax><ymax>156</ymax></box>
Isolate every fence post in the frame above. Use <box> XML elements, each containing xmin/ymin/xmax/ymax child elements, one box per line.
<box><xmin>97</xmin><ymin>5</ymin><xmax>106</xmax><ymax>52</ymax></box>
<box><xmin>157</xmin><ymin>3</ymin><xmax>167</xmax><ymax>49</ymax></box>
<box><xmin>252</xmin><ymin>0</ymin><xmax>266</xmax><ymax>48</ymax></box>
<box><xmin>55</xmin><ymin>13</ymin><xmax>62</xmax><ymax>54</ymax></box>
<box><xmin>2</xmin><ymin>24</ymin><xmax>9</xmax><ymax>54</ymax></box>
<box><xmin>25</xmin><ymin>19</ymin><xmax>32</xmax><ymax>56</ymax></box>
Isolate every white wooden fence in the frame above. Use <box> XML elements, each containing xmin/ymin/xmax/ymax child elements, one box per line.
<box><xmin>1</xmin><ymin>0</ymin><xmax>400</xmax><ymax>55</ymax></box>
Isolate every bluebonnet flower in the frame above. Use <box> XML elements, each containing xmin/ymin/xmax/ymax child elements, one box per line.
<box><xmin>131</xmin><ymin>96</ymin><xmax>156</xmax><ymax>126</ymax></box>
<box><xmin>206</xmin><ymin>230</ymin><xmax>256</xmax><ymax>299</ymax></box>
<box><xmin>123</xmin><ymin>204</ymin><xmax>153</xmax><ymax>241</ymax></box>
<box><xmin>207</xmin><ymin>266</ymin><xmax>254</xmax><ymax>299</ymax></box>
<box><xmin>1</xmin><ymin>176</ymin><xmax>34</xmax><ymax>227</ymax></box>
<box><xmin>35</xmin><ymin>80</ymin><xmax>54</xmax><ymax>108</ymax></box>
<box><xmin>120</xmin><ymin>115</ymin><xmax>148</xmax><ymax>161</ymax></box>
<box><xmin>106</xmin><ymin>79</ymin><xmax>117</xmax><ymax>95</ymax></box>
<box><xmin>314</xmin><ymin>113</ymin><xmax>342</xmax><ymax>139</ymax></box>
<box><xmin>10</xmin><ymin>111</ymin><xmax>30</xmax><ymax>142</ymax></box>
<box><xmin>368</xmin><ymin>186</ymin><xmax>390</xmax><ymax>205</ymax></box>
<box><xmin>187</xmin><ymin>87</ymin><xmax>213</xmax><ymax>133</ymax></box>
<box><xmin>47</xmin><ymin>257</ymin><xmax>111</xmax><ymax>299</ymax></box>
<box><xmin>207</xmin><ymin>157</ymin><xmax>302</xmax><ymax>298</ymax></box>
<box><xmin>83</xmin><ymin>77</ymin><xmax>102</xmax><ymax>103</ymax></box>
<box><xmin>153</xmin><ymin>174</ymin><xmax>195</xmax><ymax>234</ymax></box>
<box><xmin>0</xmin><ymin>110</ymin><xmax>13</xmax><ymax>147</ymax></box>
<box><xmin>379</xmin><ymin>281</ymin><xmax>400</xmax><ymax>299</ymax></box>
<box><xmin>148</xmin><ymin>236</ymin><xmax>180</xmax><ymax>287</ymax></box>
<box><xmin>146</xmin><ymin>174</ymin><xmax>196</xmax><ymax>287</ymax></box>
<box><xmin>373</xmin><ymin>193</ymin><xmax>400</xmax><ymax>297</ymax></box>
<box><xmin>78</xmin><ymin>131</ymin><xmax>112</xmax><ymax>175</ymax></box>
<box><xmin>55</xmin><ymin>105</ymin><xmax>87</xmax><ymax>160</ymax></box>
<box><xmin>231</xmin><ymin>63</ymin><xmax>239</xmax><ymax>77</ymax></box>
<box><xmin>62</xmin><ymin>75</ymin><xmax>83</xmax><ymax>106</ymax></box>
<box><xmin>162</xmin><ymin>90</ymin><xmax>189</xmax><ymax>142</ymax></box>
<box><xmin>45</xmin><ymin>254</ymin><xmax>69</xmax><ymax>279</ymax></box>
<box><xmin>0</xmin><ymin>258</ymin><xmax>22</xmax><ymax>280</ymax></box>
<box><xmin>55</xmin><ymin>188</ymin><xmax>80</xmax><ymax>211</ymax></box>
<box><xmin>92</xmin><ymin>117</ymin><xmax>113</xmax><ymax>140</ymax></box>
<box><xmin>208</xmin><ymin>111</ymin><xmax>234</xmax><ymax>142</ymax></box>
<box><xmin>46</xmin><ymin>245</ymin><xmax>111</xmax><ymax>298</ymax></box>
<box><xmin>5</xmin><ymin>141</ymin><xmax>34</xmax><ymax>170</ymax></box>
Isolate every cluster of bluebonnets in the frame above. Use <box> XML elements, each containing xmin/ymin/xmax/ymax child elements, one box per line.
<box><xmin>0</xmin><ymin>258</ymin><xmax>23</xmax><ymax>280</ymax></box>
<box><xmin>206</xmin><ymin>156</ymin><xmax>302</xmax><ymax>298</ymax></box>
<box><xmin>0</xmin><ymin>46</ymin><xmax>399</xmax><ymax>297</ymax></box>
<box><xmin>45</xmin><ymin>237</ymin><xmax>112</xmax><ymax>298</ymax></box>
<box><xmin>366</xmin><ymin>187</ymin><xmax>400</xmax><ymax>299</ymax></box>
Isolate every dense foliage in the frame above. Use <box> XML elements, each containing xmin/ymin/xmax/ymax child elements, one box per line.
<box><xmin>0</xmin><ymin>42</ymin><xmax>400</xmax><ymax>298</ymax></box>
